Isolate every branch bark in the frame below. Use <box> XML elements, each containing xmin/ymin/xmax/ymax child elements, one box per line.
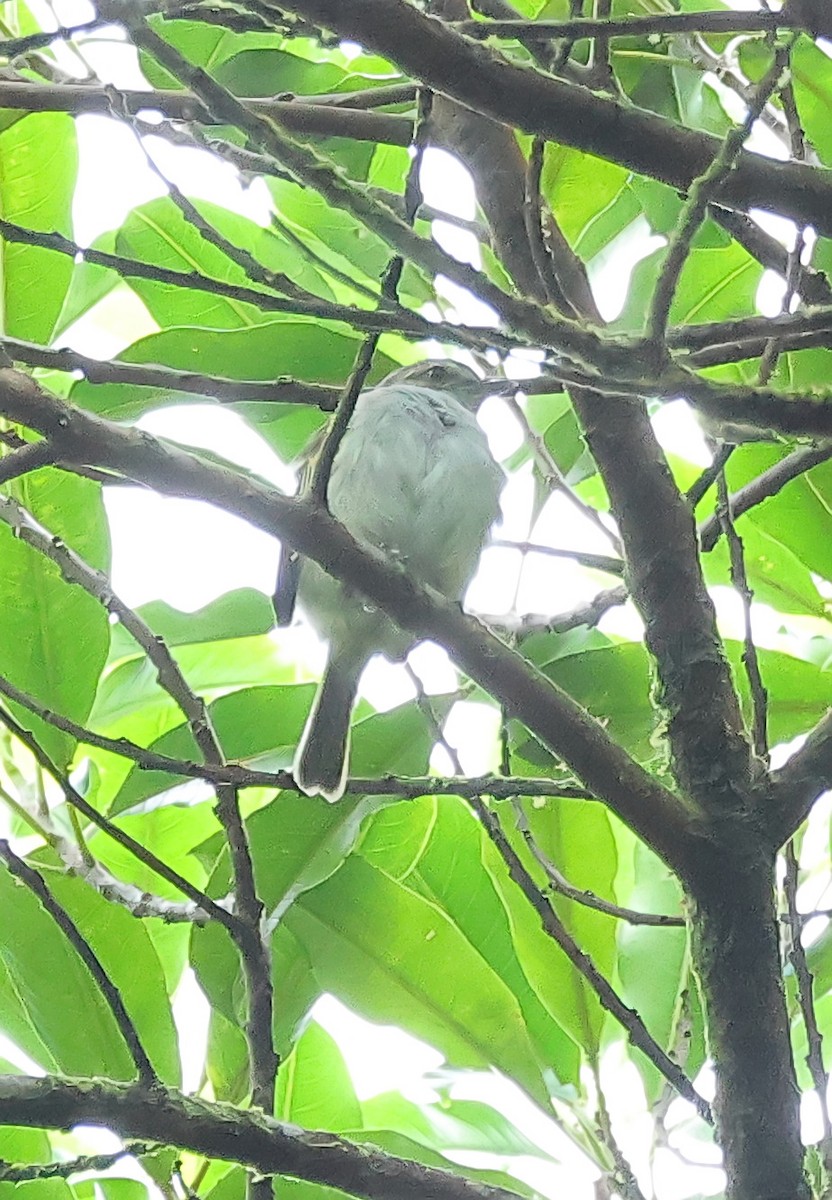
<box><xmin>0</xmin><ymin>1076</ymin><xmax>526</xmax><ymax>1200</ymax></box>
<box><xmin>0</xmin><ymin>81</ymin><xmax>412</xmax><ymax>145</ymax></box>
<box><xmin>0</xmin><ymin>365</ymin><xmax>692</xmax><ymax>870</ymax></box>
<box><xmin>277</xmin><ymin>0</ymin><xmax>832</xmax><ymax>236</ymax></box>
<box><xmin>686</xmin><ymin>849</ymin><xmax>807</xmax><ymax>1200</ymax></box>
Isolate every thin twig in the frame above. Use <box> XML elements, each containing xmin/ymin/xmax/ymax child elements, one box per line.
<box><xmin>783</xmin><ymin>843</ymin><xmax>832</xmax><ymax>1167</ymax></box>
<box><xmin>522</xmin><ymin>137</ymin><xmax>573</xmax><ymax>314</ymax></box>
<box><xmin>0</xmin><ymin>1143</ymin><xmax>158</xmax><ymax>1182</ymax></box>
<box><xmin>592</xmin><ymin>1060</ymin><xmax>649</xmax><ymax>1200</ymax></box>
<box><xmin>511</xmin><ymin>800</ymin><xmax>684</xmax><ymax>927</ymax></box>
<box><xmin>0</xmin><ymin>840</ymin><xmax>157</xmax><ymax>1083</ymax></box>
<box><xmin>469</xmin><ymin>794</ymin><xmax>711</xmax><ymax>1123</ymax></box>
<box><xmin>645</xmin><ymin>40</ymin><xmax>793</xmax><ymax>347</ymax></box>
<box><xmin>311</xmin><ymin>88</ymin><xmax>434</xmax><ymax>503</ymax></box>
<box><xmin>0</xmin><ymin>666</ymin><xmax>597</xmax><ymax>799</ymax></box>
<box><xmin>0</xmin><ymin>702</ymin><xmax>233</xmax><ymax>925</ymax></box>
<box><xmin>503</xmin><ymin>391</ymin><xmax>623</xmax><ymax>556</ymax></box>
<box><xmin>715</xmin><ymin>473</ymin><xmax>768</xmax><ymax>759</ymax></box>
<box><xmin>455</xmin><ymin>10</ymin><xmax>791</xmax><ymax>40</ymax></box>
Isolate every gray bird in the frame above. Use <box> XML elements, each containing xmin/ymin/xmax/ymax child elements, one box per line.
<box><xmin>276</xmin><ymin>360</ymin><xmax>505</xmax><ymax>803</ymax></box>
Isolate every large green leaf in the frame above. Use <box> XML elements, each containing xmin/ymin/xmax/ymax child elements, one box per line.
<box><xmin>703</xmin><ymin>514</ymin><xmax>828</xmax><ymax>617</ymax></box>
<box><xmin>38</xmin><ymin>861</ymin><xmax>181</xmax><ymax>1085</ymax></box>
<box><xmin>276</xmin><ymin>1019</ymin><xmax>361</xmax><ymax>1130</ymax></box>
<box><xmin>724</xmin><ymin>443</ymin><xmax>832</xmax><ymax>587</ymax></box>
<box><xmin>361</xmin><ymin>1090</ymin><xmax>558</xmax><ymax>1161</ymax></box>
<box><xmin>111</xmin><ymin>197</ymin><xmax>334</xmax><ymax>330</ymax></box>
<box><xmin>515</xmin><ymin>630</ymin><xmax>657</xmax><ymax>770</ymax></box>
<box><xmin>108</xmin><ymin>682</ymin><xmax>439</xmax><ymax>815</ymax></box>
<box><xmin>193</xmin><ymin>916</ymin><xmax>318</xmax><ymax>1063</ymax></box>
<box><xmin>361</xmin><ymin>795</ymin><xmax>580</xmax><ymax>1084</ymax></box>
<box><xmin>267</xmin><ymin>180</ymin><xmax>433</xmax><ymax>306</ymax></box>
<box><xmin>69</xmin><ymin>321</ymin><xmax>400</xmax><ymax>460</ymax></box>
<box><xmin>139</xmin><ymin>18</ymin><xmax>280</xmax><ymax>89</ymax></box>
<box><xmin>0</xmin><ymin>473</ymin><xmax>110</xmax><ymax>767</ymax></box>
<box><xmin>542</xmin><ymin>147</ymin><xmax>638</xmax><ymax>260</ymax></box>
<box><xmin>616</xmin><ymin>840</ymin><xmax>688</xmax><ymax>1103</ymax></box>
<box><xmin>0</xmin><ymin>113</ymin><xmax>77</xmax><ymax>342</ymax></box>
<box><xmin>612</xmin><ymin>240</ymin><xmax>762</xmax><ymax>335</ymax></box>
<box><xmin>108</xmin><ymin>589</ymin><xmax>276</xmax><ymax>661</ymax></box>
<box><xmin>286</xmin><ymin>856</ymin><xmax>552</xmax><ymax>1108</ymax></box>
<box><xmin>0</xmin><ymin>853</ymin><xmax>141</xmax><ymax>1078</ymax></box>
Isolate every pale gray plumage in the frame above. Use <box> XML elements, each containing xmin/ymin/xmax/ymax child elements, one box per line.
<box><xmin>291</xmin><ymin>361</ymin><xmax>504</xmax><ymax>802</ymax></box>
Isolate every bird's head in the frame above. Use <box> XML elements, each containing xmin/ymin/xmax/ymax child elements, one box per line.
<box><xmin>380</xmin><ymin>360</ymin><xmax>510</xmax><ymax>409</ymax></box>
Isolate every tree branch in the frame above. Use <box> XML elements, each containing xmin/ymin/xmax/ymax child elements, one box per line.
<box><xmin>767</xmin><ymin>709</ymin><xmax>832</xmax><ymax>846</ymax></box>
<box><xmin>0</xmin><ymin>80</ymin><xmax>413</xmax><ymax>145</ymax></box>
<box><xmin>276</xmin><ymin>0</ymin><xmax>832</xmax><ymax>237</ymax></box>
<box><xmin>0</xmin><ymin>843</ymin><xmax>157</xmax><ymax>1084</ymax></box>
<box><xmin>0</xmin><ymin>365</ymin><xmax>692</xmax><ymax>870</ymax></box>
<box><xmin>0</xmin><ymin>1075</ymin><xmax>528</xmax><ymax>1200</ymax></box>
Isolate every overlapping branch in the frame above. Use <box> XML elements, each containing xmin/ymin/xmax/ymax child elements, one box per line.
<box><xmin>0</xmin><ymin>1076</ymin><xmax>527</xmax><ymax>1200</ymax></box>
<box><xmin>0</xmin><ymin>364</ymin><xmax>693</xmax><ymax>870</ymax></box>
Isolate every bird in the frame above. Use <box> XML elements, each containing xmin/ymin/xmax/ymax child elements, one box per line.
<box><xmin>276</xmin><ymin>359</ymin><xmax>505</xmax><ymax>803</ymax></box>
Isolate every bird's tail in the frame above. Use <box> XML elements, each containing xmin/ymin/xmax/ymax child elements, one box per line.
<box><xmin>294</xmin><ymin>655</ymin><xmax>363</xmax><ymax>803</ymax></box>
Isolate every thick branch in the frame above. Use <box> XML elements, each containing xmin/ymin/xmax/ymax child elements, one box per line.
<box><xmin>278</xmin><ymin>0</ymin><xmax>832</xmax><ymax>237</ymax></box>
<box><xmin>0</xmin><ymin>1076</ymin><xmax>526</xmax><ymax>1200</ymax></box>
<box><xmin>571</xmin><ymin>389</ymin><xmax>754</xmax><ymax>810</ymax></box>
<box><xmin>767</xmin><ymin>709</ymin><xmax>832</xmax><ymax>846</ymax></box>
<box><xmin>0</xmin><ymin>81</ymin><xmax>412</xmax><ymax>145</ymax></box>
<box><xmin>0</xmin><ymin>366</ymin><xmax>692</xmax><ymax>869</ymax></box>
<box><xmin>686</xmin><ymin>855</ymin><xmax>807</xmax><ymax>1200</ymax></box>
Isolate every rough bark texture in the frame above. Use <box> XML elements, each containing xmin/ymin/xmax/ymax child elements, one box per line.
<box><xmin>687</xmin><ymin>846</ymin><xmax>808</xmax><ymax>1200</ymax></box>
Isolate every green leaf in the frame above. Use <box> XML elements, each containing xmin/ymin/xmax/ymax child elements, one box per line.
<box><xmin>0</xmin><ymin>1126</ymin><xmax>73</xmax><ymax>1200</ymax></box>
<box><xmin>276</xmin><ymin>1019</ymin><xmax>361</xmax><ymax>1129</ymax></box>
<box><xmin>727</xmin><ymin>645</ymin><xmax>832</xmax><ymax>749</ymax></box>
<box><xmin>0</xmin><ymin>113</ymin><xmax>77</xmax><ymax>341</ymax></box>
<box><xmin>286</xmin><ymin>855</ymin><xmax>552</xmax><ymax>1107</ymax></box>
<box><xmin>0</xmin><ymin>853</ymin><xmax>139</xmax><ymax>1078</ymax></box>
<box><xmin>205</xmin><ymin>1009</ymin><xmax>249</xmax><ymax>1103</ymax></box>
<box><xmin>268</xmin><ymin>179</ymin><xmax>433</xmax><ymax>303</ymax></box>
<box><xmin>361</xmin><ymin>1090</ymin><xmax>557</xmax><ymax>1160</ymax></box>
<box><xmin>215</xmin><ymin>49</ymin><xmax>345</xmax><ymax>97</ymax></box>
<box><xmin>69</xmin><ymin>321</ymin><xmax>400</xmax><ymax>460</ymax></box>
<box><xmin>542</xmin><ymin>147</ymin><xmax>638</xmax><ymax>259</ymax></box>
<box><xmin>111</xmin><ymin>197</ymin><xmax>334</xmax><ymax>330</ymax></box>
<box><xmin>139</xmin><ymin>18</ymin><xmax>279</xmax><ymax>89</ymax></box>
<box><xmin>108</xmin><ymin>589</ymin><xmax>276</xmax><ymax>663</ymax></box>
<box><xmin>35</xmin><ymin>853</ymin><xmax>180</xmax><ymax>1083</ymax></box>
<box><xmin>725</xmin><ymin>444</ymin><xmax>832</xmax><ymax>586</ymax></box>
<box><xmin>703</xmin><ymin>513</ymin><xmax>828</xmax><ymax>617</ymax></box>
<box><xmin>362</xmin><ymin>796</ymin><xmax>580</xmax><ymax>1083</ymax></box>
<box><xmin>612</xmin><ymin>240</ymin><xmax>762</xmax><ymax>335</ymax></box>
<box><xmin>0</xmin><ymin>473</ymin><xmax>110</xmax><ymax>767</ymax></box>
<box><xmin>193</xmin><ymin>918</ymin><xmax>318</xmax><ymax>1062</ymax></box>
<box><xmin>53</xmin><ymin>229</ymin><xmax>121</xmax><ymax>338</ymax></box>
<box><xmin>617</xmin><ymin>840</ymin><xmax>688</xmax><ymax>1103</ymax></box>
<box><xmin>781</xmin><ymin>39</ymin><xmax>832</xmax><ymax>166</ymax></box>
<box><xmin>516</xmin><ymin>632</ymin><xmax>656</xmax><ymax>769</ymax></box>
<box><xmin>346</xmin><ymin>1128</ymin><xmax>534</xmax><ymax>1197</ymax></box>
<box><xmin>512</xmin><ymin>796</ymin><xmax>618</xmax><ymax>1055</ymax></box>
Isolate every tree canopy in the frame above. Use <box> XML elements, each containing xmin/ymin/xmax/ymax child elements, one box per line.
<box><xmin>0</xmin><ymin>4</ymin><xmax>831</xmax><ymax>1200</ymax></box>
